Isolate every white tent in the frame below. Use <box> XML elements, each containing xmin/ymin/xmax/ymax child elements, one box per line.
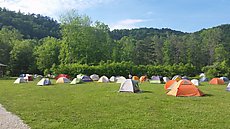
<box><xmin>76</xmin><ymin>74</ymin><xmax>84</xmax><ymax>79</ymax></box>
<box><xmin>56</xmin><ymin>77</ymin><xmax>70</xmax><ymax>83</ymax></box>
<box><xmin>14</xmin><ymin>78</ymin><xmax>27</xmax><ymax>84</ymax></box>
<box><xmin>37</xmin><ymin>78</ymin><xmax>51</xmax><ymax>86</ymax></box>
<box><xmin>119</xmin><ymin>79</ymin><xmax>140</xmax><ymax>93</ymax></box>
<box><xmin>199</xmin><ymin>73</ymin><xmax>205</xmax><ymax>77</ymax></box>
<box><xmin>116</xmin><ymin>76</ymin><xmax>126</xmax><ymax>83</ymax></box>
<box><xmin>191</xmin><ymin>79</ymin><xmax>199</xmax><ymax>86</ymax></box>
<box><xmin>90</xmin><ymin>74</ymin><xmax>99</xmax><ymax>81</ymax></box>
<box><xmin>163</xmin><ymin>77</ymin><xmax>170</xmax><ymax>83</ymax></box>
<box><xmin>226</xmin><ymin>83</ymin><xmax>230</xmax><ymax>91</ymax></box>
<box><xmin>109</xmin><ymin>76</ymin><xmax>117</xmax><ymax>82</ymax></box>
<box><xmin>97</xmin><ymin>76</ymin><xmax>109</xmax><ymax>83</ymax></box>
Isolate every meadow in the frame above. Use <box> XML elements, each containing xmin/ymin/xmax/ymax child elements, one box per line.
<box><xmin>0</xmin><ymin>79</ymin><xmax>230</xmax><ymax>129</ymax></box>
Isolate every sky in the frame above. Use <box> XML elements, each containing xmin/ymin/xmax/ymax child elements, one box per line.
<box><xmin>0</xmin><ymin>0</ymin><xmax>230</xmax><ymax>32</ymax></box>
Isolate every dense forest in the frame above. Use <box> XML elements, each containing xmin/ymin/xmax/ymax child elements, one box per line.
<box><xmin>1</xmin><ymin>8</ymin><xmax>230</xmax><ymax>78</ymax></box>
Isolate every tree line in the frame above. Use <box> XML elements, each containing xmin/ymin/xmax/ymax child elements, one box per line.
<box><xmin>1</xmin><ymin>9</ymin><xmax>230</xmax><ymax>78</ymax></box>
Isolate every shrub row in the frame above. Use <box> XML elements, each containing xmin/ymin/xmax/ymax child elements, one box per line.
<box><xmin>53</xmin><ymin>62</ymin><xmax>198</xmax><ymax>78</ymax></box>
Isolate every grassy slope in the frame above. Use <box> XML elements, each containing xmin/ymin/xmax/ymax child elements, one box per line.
<box><xmin>0</xmin><ymin>80</ymin><xmax>230</xmax><ymax>129</ymax></box>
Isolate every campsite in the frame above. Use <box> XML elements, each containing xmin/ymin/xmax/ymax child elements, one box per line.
<box><xmin>1</xmin><ymin>1</ymin><xmax>230</xmax><ymax>128</ymax></box>
<box><xmin>0</xmin><ymin>77</ymin><xmax>230</xmax><ymax>128</ymax></box>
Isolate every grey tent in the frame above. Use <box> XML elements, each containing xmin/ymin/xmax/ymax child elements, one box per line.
<box><xmin>98</xmin><ymin>76</ymin><xmax>109</xmax><ymax>83</ymax></box>
<box><xmin>37</xmin><ymin>78</ymin><xmax>51</xmax><ymax>86</ymax></box>
<box><xmin>119</xmin><ymin>79</ymin><xmax>140</xmax><ymax>93</ymax></box>
<box><xmin>90</xmin><ymin>74</ymin><xmax>99</xmax><ymax>81</ymax></box>
<box><xmin>149</xmin><ymin>76</ymin><xmax>161</xmax><ymax>84</ymax></box>
<box><xmin>200</xmin><ymin>76</ymin><xmax>208</xmax><ymax>82</ymax></box>
<box><xmin>14</xmin><ymin>78</ymin><xmax>27</xmax><ymax>84</ymax></box>
<box><xmin>220</xmin><ymin>77</ymin><xmax>229</xmax><ymax>83</ymax></box>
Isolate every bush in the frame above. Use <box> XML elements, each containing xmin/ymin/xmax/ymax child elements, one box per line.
<box><xmin>53</xmin><ymin>62</ymin><xmax>198</xmax><ymax>78</ymax></box>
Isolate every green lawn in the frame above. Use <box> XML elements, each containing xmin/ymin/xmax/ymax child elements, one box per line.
<box><xmin>0</xmin><ymin>79</ymin><xmax>230</xmax><ymax>129</ymax></box>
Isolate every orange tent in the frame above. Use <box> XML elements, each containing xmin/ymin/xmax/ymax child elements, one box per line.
<box><xmin>140</xmin><ymin>76</ymin><xmax>147</xmax><ymax>82</ymax></box>
<box><xmin>209</xmin><ymin>78</ymin><xmax>225</xmax><ymax>85</ymax></box>
<box><xmin>167</xmin><ymin>80</ymin><xmax>204</xmax><ymax>97</ymax></box>
<box><xmin>132</xmin><ymin>76</ymin><xmax>139</xmax><ymax>81</ymax></box>
<box><xmin>164</xmin><ymin>80</ymin><xmax>177</xmax><ymax>90</ymax></box>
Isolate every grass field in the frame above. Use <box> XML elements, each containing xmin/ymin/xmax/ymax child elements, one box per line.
<box><xmin>0</xmin><ymin>79</ymin><xmax>230</xmax><ymax>129</ymax></box>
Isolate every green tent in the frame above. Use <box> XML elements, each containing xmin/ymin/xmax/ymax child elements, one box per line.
<box><xmin>70</xmin><ymin>78</ymin><xmax>82</xmax><ymax>84</ymax></box>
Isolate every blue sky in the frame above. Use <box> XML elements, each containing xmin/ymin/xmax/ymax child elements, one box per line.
<box><xmin>0</xmin><ymin>0</ymin><xmax>230</xmax><ymax>32</ymax></box>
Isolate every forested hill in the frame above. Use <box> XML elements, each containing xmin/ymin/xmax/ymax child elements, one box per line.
<box><xmin>1</xmin><ymin>8</ymin><xmax>230</xmax><ymax>78</ymax></box>
<box><xmin>110</xmin><ymin>28</ymin><xmax>186</xmax><ymax>40</ymax></box>
<box><xmin>0</xmin><ymin>7</ymin><xmax>60</xmax><ymax>39</ymax></box>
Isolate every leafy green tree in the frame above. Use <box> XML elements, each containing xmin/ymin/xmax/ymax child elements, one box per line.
<box><xmin>35</xmin><ymin>37</ymin><xmax>60</xmax><ymax>74</ymax></box>
<box><xmin>118</xmin><ymin>36</ymin><xmax>136</xmax><ymax>62</ymax></box>
<box><xmin>0</xmin><ymin>27</ymin><xmax>22</xmax><ymax>64</ymax></box>
<box><xmin>201</xmin><ymin>28</ymin><xmax>223</xmax><ymax>65</ymax></box>
<box><xmin>59</xmin><ymin>10</ymin><xmax>113</xmax><ymax>65</ymax></box>
<box><xmin>134</xmin><ymin>37</ymin><xmax>155</xmax><ymax>65</ymax></box>
<box><xmin>9</xmin><ymin>39</ymin><xmax>37</xmax><ymax>75</ymax></box>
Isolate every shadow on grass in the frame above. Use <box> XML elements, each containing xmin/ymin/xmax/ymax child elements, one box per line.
<box><xmin>139</xmin><ymin>90</ymin><xmax>153</xmax><ymax>94</ymax></box>
<box><xmin>203</xmin><ymin>94</ymin><xmax>213</xmax><ymax>97</ymax></box>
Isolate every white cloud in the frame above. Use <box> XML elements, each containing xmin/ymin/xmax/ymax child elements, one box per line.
<box><xmin>0</xmin><ymin>0</ymin><xmax>113</xmax><ymax>20</ymax></box>
<box><xmin>110</xmin><ymin>19</ymin><xmax>147</xmax><ymax>30</ymax></box>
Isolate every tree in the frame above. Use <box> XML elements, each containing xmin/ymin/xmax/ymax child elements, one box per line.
<box><xmin>201</xmin><ymin>28</ymin><xmax>223</xmax><ymax>65</ymax></box>
<box><xmin>0</xmin><ymin>27</ymin><xmax>22</xmax><ymax>64</ymax></box>
<box><xmin>59</xmin><ymin>10</ymin><xmax>113</xmax><ymax>65</ymax></box>
<box><xmin>134</xmin><ymin>37</ymin><xmax>155</xmax><ymax>65</ymax></box>
<box><xmin>118</xmin><ymin>36</ymin><xmax>136</xmax><ymax>62</ymax></box>
<box><xmin>35</xmin><ymin>37</ymin><xmax>60</xmax><ymax>74</ymax></box>
<box><xmin>9</xmin><ymin>39</ymin><xmax>37</xmax><ymax>75</ymax></box>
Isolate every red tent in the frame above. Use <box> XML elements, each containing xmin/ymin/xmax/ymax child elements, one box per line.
<box><xmin>55</xmin><ymin>74</ymin><xmax>70</xmax><ymax>80</ymax></box>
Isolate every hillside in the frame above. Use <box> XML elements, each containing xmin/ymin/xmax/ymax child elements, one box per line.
<box><xmin>0</xmin><ymin>7</ymin><xmax>60</xmax><ymax>39</ymax></box>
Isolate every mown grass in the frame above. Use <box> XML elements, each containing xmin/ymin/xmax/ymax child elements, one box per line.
<box><xmin>0</xmin><ymin>80</ymin><xmax>230</xmax><ymax>129</ymax></box>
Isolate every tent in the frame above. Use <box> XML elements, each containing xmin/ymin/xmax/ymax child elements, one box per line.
<box><xmin>109</xmin><ymin>76</ymin><xmax>117</xmax><ymax>82</ymax></box>
<box><xmin>220</xmin><ymin>77</ymin><xmax>229</xmax><ymax>83</ymax></box>
<box><xmin>164</xmin><ymin>80</ymin><xmax>177</xmax><ymax>90</ymax></box>
<box><xmin>199</xmin><ymin>73</ymin><xmax>205</xmax><ymax>77</ymax></box>
<box><xmin>90</xmin><ymin>74</ymin><xmax>99</xmax><ymax>81</ymax></box>
<box><xmin>70</xmin><ymin>78</ymin><xmax>82</xmax><ymax>84</ymax></box>
<box><xmin>55</xmin><ymin>74</ymin><xmax>70</xmax><ymax>80</ymax></box>
<box><xmin>81</xmin><ymin>75</ymin><xmax>92</xmax><ymax>82</ymax></box>
<box><xmin>163</xmin><ymin>77</ymin><xmax>170</xmax><ymax>83</ymax></box>
<box><xmin>149</xmin><ymin>76</ymin><xmax>161</xmax><ymax>84</ymax></box>
<box><xmin>132</xmin><ymin>76</ymin><xmax>139</xmax><ymax>81</ymax></box>
<box><xmin>226</xmin><ymin>83</ymin><xmax>230</xmax><ymax>91</ymax></box>
<box><xmin>76</xmin><ymin>74</ymin><xmax>84</xmax><ymax>79</ymax></box>
<box><xmin>37</xmin><ymin>78</ymin><xmax>51</xmax><ymax>86</ymax></box>
<box><xmin>182</xmin><ymin>76</ymin><xmax>189</xmax><ymax>80</ymax></box>
<box><xmin>116</xmin><ymin>76</ymin><xmax>126</xmax><ymax>83</ymax></box>
<box><xmin>209</xmin><ymin>78</ymin><xmax>225</xmax><ymax>85</ymax></box>
<box><xmin>98</xmin><ymin>76</ymin><xmax>109</xmax><ymax>83</ymax></box>
<box><xmin>56</xmin><ymin>77</ymin><xmax>70</xmax><ymax>83</ymax></box>
<box><xmin>119</xmin><ymin>79</ymin><xmax>140</xmax><ymax>93</ymax></box>
<box><xmin>167</xmin><ymin>80</ymin><xmax>204</xmax><ymax>97</ymax></box>
<box><xmin>191</xmin><ymin>79</ymin><xmax>200</xmax><ymax>86</ymax></box>
<box><xmin>200</xmin><ymin>77</ymin><xmax>208</xmax><ymax>82</ymax></box>
<box><xmin>172</xmin><ymin>75</ymin><xmax>181</xmax><ymax>81</ymax></box>
<box><xmin>140</xmin><ymin>76</ymin><xmax>147</xmax><ymax>82</ymax></box>
<box><xmin>24</xmin><ymin>74</ymin><xmax>33</xmax><ymax>81</ymax></box>
<box><xmin>14</xmin><ymin>78</ymin><xmax>27</xmax><ymax>84</ymax></box>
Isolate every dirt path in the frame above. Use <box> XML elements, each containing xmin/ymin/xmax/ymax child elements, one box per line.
<box><xmin>0</xmin><ymin>104</ymin><xmax>30</xmax><ymax>129</ymax></box>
